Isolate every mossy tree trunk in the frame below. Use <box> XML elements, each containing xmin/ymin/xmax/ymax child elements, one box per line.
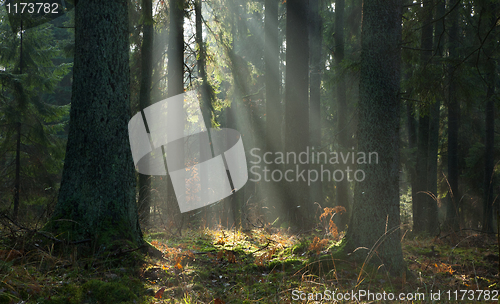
<box><xmin>344</xmin><ymin>0</ymin><xmax>404</xmax><ymax>275</ymax></box>
<box><xmin>50</xmin><ymin>0</ymin><xmax>142</xmax><ymax>246</ymax></box>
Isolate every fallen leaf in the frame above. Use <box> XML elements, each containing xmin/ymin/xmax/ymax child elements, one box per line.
<box><xmin>154</xmin><ymin>286</ymin><xmax>166</xmax><ymax>299</ymax></box>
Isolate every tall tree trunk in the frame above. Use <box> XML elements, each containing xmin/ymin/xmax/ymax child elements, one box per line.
<box><xmin>13</xmin><ymin>122</ymin><xmax>21</xmax><ymax>221</ymax></box>
<box><xmin>446</xmin><ymin>0</ymin><xmax>460</xmax><ymax>232</ymax></box>
<box><xmin>414</xmin><ymin>116</ymin><xmax>429</xmax><ymax>233</ymax></box>
<box><xmin>427</xmin><ymin>101</ymin><xmax>440</xmax><ymax>234</ymax></box>
<box><xmin>50</xmin><ymin>0</ymin><xmax>142</xmax><ymax>246</ymax></box>
<box><xmin>12</xmin><ymin>19</ymin><xmax>24</xmax><ymax>222</ymax></box>
<box><xmin>483</xmin><ymin>65</ymin><xmax>495</xmax><ymax>233</ymax></box>
<box><xmin>309</xmin><ymin>0</ymin><xmax>322</xmax><ymax>212</ymax></box>
<box><xmin>148</xmin><ymin>18</ymin><xmax>169</xmax><ymax>225</ymax></box>
<box><xmin>345</xmin><ymin>0</ymin><xmax>404</xmax><ymax>274</ymax></box>
<box><xmin>166</xmin><ymin>0</ymin><xmax>185</xmax><ymax>231</ymax></box>
<box><xmin>482</xmin><ymin>0</ymin><xmax>496</xmax><ymax>234</ymax></box>
<box><xmin>226</xmin><ymin>4</ymin><xmax>247</xmax><ymax>228</ymax></box>
<box><xmin>334</xmin><ymin>0</ymin><xmax>349</xmax><ymax>230</ymax></box>
<box><xmin>137</xmin><ymin>0</ymin><xmax>154</xmax><ymax>225</ymax></box>
<box><xmin>284</xmin><ymin>0</ymin><xmax>310</xmax><ymax>228</ymax></box>
<box><xmin>427</xmin><ymin>0</ymin><xmax>446</xmax><ymax>235</ymax></box>
<box><xmin>403</xmin><ymin>0</ymin><xmax>417</xmax><ymax>234</ymax></box>
<box><xmin>265</xmin><ymin>0</ymin><xmax>282</xmax><ymax>221</ymax></box>
<box><xmin>413</xmin><ymin>0</ymin><xmax>433</xmax><ymax>234</ymax></box>
<box><xmin>406</xmin><ymin>101</ymin><xmax>417</xmax><ymax>223</ymax></box>
<box><xmin>265</xmin><ymin>0</ymin><xmax>281</xmax><ymax>153</ymax></box>
<box><xmin>195</xmin><ymin>0</ymin><xmax>213</xmax><ymax>227</ymax></box>
<box><xmin>195</xmin><ymin>0</ymin><xmax>211</xmax><ymax>130</ymax></box>
<box><xmin>225</xmin><ymin>90</ymin><xmax>243</xmax><ymax>228</ymax></box>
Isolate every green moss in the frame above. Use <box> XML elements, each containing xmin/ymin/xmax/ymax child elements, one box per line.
<box><xmin>78</xmin><ymin>279</ymin><xmax>139</xmax><ymax>304</ymax></box>
<box><xmin>268</xmin><ymin>257</ymin><xmax>303</xmax><ymax>272</ymax></box>
<box><xmin>290</xmin><ymin>239</ymin><xmax>310</xmax><ymax>255</ymax></box>
<box><xmin>326</xmin><ymin>239</ymin><xmax>349</xmax><ymax>260</ymax></box>
<box><xmin>38</xmin><ymin>284</ymin><xmax>79</xmax><ymax>304</ymax></box>
<box><xmin>93</xmin><ymin>215</ymin><xmax>142</xmax><ymax>248</ymax></box>
<box><xmin>303</xmin><ymin>241</ymin><xmax>352</xmax><ymax>275</ymax></box>
<box><xmin>145</xmin><ymin>232</ymin><xmax>169</xmax><ymax>240</ymax></box>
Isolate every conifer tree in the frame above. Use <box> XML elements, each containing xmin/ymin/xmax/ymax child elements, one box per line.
<box><xmin>49</xmin><ymin>0</ymin><xmax>142</xmax><ymax>246</ymax></box>
<box><xmin>345</xmin><ymin>0</ymin><xmax>404</xmax><ymax>274</ymax></box>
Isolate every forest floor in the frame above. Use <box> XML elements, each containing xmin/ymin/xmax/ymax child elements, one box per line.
<box><xmin>0</xmin><ymin>225</ymin><xmax>498</xmax><ymax>303</ymax></box>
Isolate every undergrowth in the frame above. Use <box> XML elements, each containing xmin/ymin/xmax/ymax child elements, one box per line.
<box><xmin>0</xmin><ymin>219</ymin><xmax>498</xmax><ymax>303</ymax></box>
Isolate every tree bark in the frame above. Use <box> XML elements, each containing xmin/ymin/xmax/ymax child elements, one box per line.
<box><xmin>265</xmin><ymin>0</ymin><xmax>281</xmax><ymax>154</ymax></box>
<box><xmin>225</xmin><ymin>4</ymin><xmax>248</xmax><ymax>228</ymax></box>
<box><xmin>309</xmin><ymin>0</ymin><xmax>322</xmax><ymax>212</ymax></box>
<box><xmin>13</xmin><ymin>122</ymin><xmax>21</xmax><ymax>221</ymax></box>
<box><xmin>50</xmin><ymin>0</ymin><xmax>142</xmax><ymax>246</ymax></box>
<box><xmin>334</xmin><ymin>0</ymin><xmax>350</xmax><ymax>230</ymax></box>
<box><xmin>482</xmin><ymin>66</ymin><xmax>495</xmax><ymax>233</ymax></box>
<box><xmin>406</xmin><ymin>101</ymin><xmax>417</xmax><ymax>225</ymax></box>
<box><xmin>166</xmin><ymin>0</ymin><xmax>185</xmax><ymax>230</ymax></box>
<box><xmin>427</xmin><ymin>0</ymin><xmax>446</xmax><ymax>235</ymax></box>
<box><xmin>195</xmin><ymin>0</ymin><xmax>213</xmax><ymax>227</ymax></box>
<box><xmin>414</xmin><ymin>115</ymin><xmax>429</xmax><ymax>233</ymax></box>
<box><xmin>345</xmin><ymin>0</ymin><xmax>404</xmax><ymax>275</ymax></box>
<box><xmin>137</xmin><ymin>0</ymin><xmax>154</xmax><ymax>225</ymax></box>
<box><xmin>284</xmin><ymin>0</ymin><xmax>310</xmax><ymax>228</ymax></box>
<box><xmin>446</xmin><ymin>0</ymin><xmax>460</xmax><ymax>232</ymax></box>
<box><xmin>482</xmin><ymin>0</ymin><xmax>496</xmax><ymax>234</ymax></box>
<box><xmin>413</xmin><ymin>0</ymin><xmax>433</xmax><ymax>234</ymax></box>
<box><xmin>12</xmin><ymin>19</ymin><xmax>24</xmax><ymax>222</ymax></box>
<box><xmin>195</xmin><ymin>0</ymin><xmax>211</xmax><ymax>130</ymax></box>
<box><xmin>265</xmin><ymin>0</ymin><xmax>283</xmax><ymax>221</ymax></box>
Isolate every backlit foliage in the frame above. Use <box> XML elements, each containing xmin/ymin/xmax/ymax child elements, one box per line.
<box><xmin>308</xmin><ymin>236</ymin><xmax>329</xmax><ymax>254</ymax></box>
<box><xmin>319</xmin><ymin>206</ymin><xmax>346</xmax><ymax>239</ymax></box>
